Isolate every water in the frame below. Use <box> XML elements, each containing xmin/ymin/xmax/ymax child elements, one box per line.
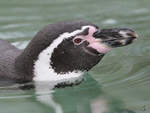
<box><xmin>0</xmin><ymin>0</ymin><xmax>150</xmax><ymax>113</ymax></box>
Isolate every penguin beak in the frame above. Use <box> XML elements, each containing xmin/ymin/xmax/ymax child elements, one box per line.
<box><xmin>93</xmin><ymin>28</ymin><xmax>138</xmax><ymax>48</ymax></box>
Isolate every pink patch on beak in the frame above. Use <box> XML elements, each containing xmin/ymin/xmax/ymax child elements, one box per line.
<box><xmin>83</xmin><ymin>26</ymin><xmax>112</xmax><ymax>54</ymax></box>
<box><xmin>88</xmin><ymin>42</ymin><xmax>112</xmax><ymax>53</ymax></box>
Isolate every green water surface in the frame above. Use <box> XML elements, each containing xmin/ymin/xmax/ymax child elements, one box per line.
<box><xmin>0</xmin><ymin>0</ymin><xmax>150</xmax><ymax>113</ymax></box>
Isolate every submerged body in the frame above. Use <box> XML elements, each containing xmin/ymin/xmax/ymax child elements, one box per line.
<box><xmin>0</xmin><ymin>21</ymin><xmax>138</xmax><ymax>86</ymax></box>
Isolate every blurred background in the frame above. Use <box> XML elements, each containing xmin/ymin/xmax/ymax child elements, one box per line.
<box><xmin>0</xmin><ymin>0</ymin><xmax>150</xmax><ymax>113</ymax></box>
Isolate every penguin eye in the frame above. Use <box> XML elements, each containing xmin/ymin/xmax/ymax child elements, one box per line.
<box><xmin>73</xmin><ymin>38</ymin><xmax>83</xmax><ymax>45</ymax></box>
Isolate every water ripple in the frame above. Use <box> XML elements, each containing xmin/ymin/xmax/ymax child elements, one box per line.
<box><xmin>0</xmin><ymin>24</ymin><xmax>31</xmax><ymax>29</ymax></box>
<box><xmin>102</xmin><ymin>19</ymin><xmax>118</xmax><ymax>25</ymax></box>
<box><xmin>0</xmin><ymin>31</ymin><xmax>35</xmax><ymax>39</ymax></box>
<box><xmin>131</xmin><ymin>8</ymin><xmax>149</xmax><ymax>14</ymax></box>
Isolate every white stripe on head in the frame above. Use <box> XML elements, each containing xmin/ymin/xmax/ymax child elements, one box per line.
<box><xmin>33</xmin><ymin>25</ymin><xmax>93</xmax><ymax>84</ymax></box>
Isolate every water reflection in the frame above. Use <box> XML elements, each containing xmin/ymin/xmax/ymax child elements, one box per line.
<box><xmin>0</xmin><ymin>74</ymin><xmax>136</xmax><ymax>113</ymax></box>
<box><xmin>34</xmin><ymin>74</ymin><xmax>136</xmax><ymax>113</ymax></box>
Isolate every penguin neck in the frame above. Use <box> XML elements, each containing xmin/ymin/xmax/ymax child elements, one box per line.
<box><xmin>15</xmin><ymin>31</ymin><xmax>53</xmax><ymax>77</ymax></box>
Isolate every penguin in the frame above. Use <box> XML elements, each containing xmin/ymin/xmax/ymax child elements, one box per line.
<box><xmin>0</xmin><ymin>20</ymin><xmax>138</xmax><ymax>87</ymax></box>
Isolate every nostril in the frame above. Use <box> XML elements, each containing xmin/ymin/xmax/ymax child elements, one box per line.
<box><xmin>93</xmin><ymin>29</ymin><xmax>101</xmax><ymax>38</ymax></box>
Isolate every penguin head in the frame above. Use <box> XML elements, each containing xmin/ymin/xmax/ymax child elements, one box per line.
<box><xmin>15</xmin><ymin>21</ymin><xmax>138</xmax><ymax>82</ymax></box>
